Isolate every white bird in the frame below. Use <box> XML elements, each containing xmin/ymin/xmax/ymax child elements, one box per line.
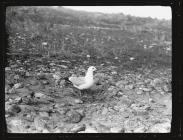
<box><xmin>69</xmin><ymin>66</ymin><xmax>97</xmax><ymax>91</ymax></box>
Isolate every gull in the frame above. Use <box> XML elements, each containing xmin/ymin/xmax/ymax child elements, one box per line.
<box><xmin>68</xmin><ymin>66</ymin><xmax>97</xmax><ymax>96</ymax></box>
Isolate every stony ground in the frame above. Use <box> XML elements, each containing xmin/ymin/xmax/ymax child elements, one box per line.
<box><xmin>5</xmin><ymin>55</ymin><xmax>172</xmax><ymax>133</ymax></box>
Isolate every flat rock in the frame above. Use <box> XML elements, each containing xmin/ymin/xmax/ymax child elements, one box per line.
<box><xmin>110</xmin><ymin>127</ymin><xmax>124</xmax><ymax>133</ymax></box>
<box><xmin>69</xmin><ymin>124</ymin><xmax>86</xmax><ymax>133</ymax></box>
<box><xmin>133</xmin><ymin>126</ymin><xmax>146</xmax><ymax>133</ymax></box>
<box><xmin>64</xmin><ymin>110</ymin><xmax>83</xmax><ymax>123</ymax></box>
<box><xmin>34</xmin><ymin>92</ymin><xmax>45</xmax><ymax>98</ymax></box>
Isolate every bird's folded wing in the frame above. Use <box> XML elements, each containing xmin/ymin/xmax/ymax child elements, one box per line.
<box><xmin>69</xmin><ymin>77</ymin><xmax>86</xmax><ymax>86</ymax></box>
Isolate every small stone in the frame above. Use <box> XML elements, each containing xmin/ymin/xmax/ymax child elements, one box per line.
<box><xmin>118</xmin><ymin>91</ymin><xmax>124</xmax><ymax>95</ymax></box>
<box><xmin>14</xmin><ymin>75</ymin><xmax>20</xmax><ymax>80</ymax></box>
<box><xmin>163</xmin><ymin>84</ymin><xmax>170</xmax><ymax>92</ymax></box>
<box><xmin>39</xmin><ymin>112</ymin><xmax>49</xmax><ymax>117</ymax></box>
<box><xmin>25</xmin><ymin>72</ymin><xmax>31</xmax><ymax>77</ymax></box>
<box><xmin>70</xmin><ymin>124</ymin><xmax>86</xmax><ymax>133</ymax></box>
<box><xmin>7</xmin><ymin>105</ymin><xmax>21</xmax><ymax>115</ymax></box>
<box><xmin>5</xmin><ymin>67</ymin><xmax>11</xmax><ymax>71</ymax></box>
<box><xmin>42</xmin><ymin>129</ymin><xmax>50</xmax><ymax>133</ymax></box>
<box><xmin>42</xmin><ymin>80</ymin><xmax>49</xmax><ymax>85</ymax></box>
<box><xmin>133</xmin><ymin>126</ymin><xmax>146</xmax><ymax>133</ymax></box>
<box><xmin>13</xmin><ymin>83</ymin><xmax>23</xmax><ymax>89</ymax></box>
<box><xmin>110</xmin><ymin>127</ymin><xmax>124</xmax><ymax>133</ymax></box>
<box><xmin>14</xmin><ymin>97</ymin><xmax>22</xmax><ymax>103</ymax></box>
<box><xmin>49</xmin><ymin>63</ymin><xmax>55</xmax><ymax>66</ymax></box>
<box><xmin>111</xmin><ymin>71</ymin><xmax>117</xmax><ymax>75</ymax></box>
<box><xmin>101</xmin><ymin>108</ymin><xmax>108</xmax><ymax>115</ymax></box>
<box><xmin>59</xmin><ymin>65</ymin><xmax>68</xmax><ymax>69</ymax></box>
<box><xmin>11</xmin><ymin>64</ymin><xmax>18</xmax><ymax>68</ymax></box>
<box><xmin>83</xmin><ymin>61</ymin><xmax>88</xmax><ymax>64</ymax></box>
<box><xmin>74</xmin><ymin>99</ymin><xmax>83</xmax><ymax>104</ymax></box>
<box><xmin>37</xmin><ymin>73</ymin><xmax>47</xmax><ymax>80</ymax></box>
<box><xmin>84</xmin><ymin>128</ymin><xmax>98</xmax><ymax>133</ymax></box>
<box><xmin>149</xmin><ymin>98</ymin><xmax>154</xmax><ymax>103</ymax></box>
<box><xmin>34</xmin><ymin>92</ymin><xmax>45</xmax><ymax>98</ymax></box>
<box><xmin>125</xmin><ymin>84</ymin><xmax>134</xmax><ymax>90</ymax></box>
<box><xmin>10</xmin><ymin>119</ymin><xmax>22</xmax><ymax>126</ymax></box>
<box><xmin>136</xmin><ymin>90</ymin><xmax>143</xmax><ymax>95</ymax></box>
<box><xmin>59</xmin><ymin>80</ymin><xmax>65</xmax><ymax>86</ymax></box>
<box><xmin>64</xmin><ymin>110</ymin><xmax>82</xmax><ymax>123</ymax></box>
<box><xmin>142</xmin><ymin>88</ymin><xmax>151</xmax><ymax>92</ymax></box>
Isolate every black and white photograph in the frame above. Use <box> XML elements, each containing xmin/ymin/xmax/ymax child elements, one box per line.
<box><xmin>5</xmin><ymin>6</ymin><xmax>172</xmax><ymax>133</ymax></box>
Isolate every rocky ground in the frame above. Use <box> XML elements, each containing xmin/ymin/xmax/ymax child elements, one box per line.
<box><xmin>5</xmin><ymin>55</ymin><xmax>172</xmax><ymax>133</ymax></box>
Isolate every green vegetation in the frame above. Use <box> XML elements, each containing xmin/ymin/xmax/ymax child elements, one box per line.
<box><xmin>6</xmin><ymin>6</ymin><xmax>171</xmax><ymax>69</ymax></box>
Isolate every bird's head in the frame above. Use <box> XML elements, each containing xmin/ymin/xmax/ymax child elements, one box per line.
<box><xmin>88</xmin><ymin>66</ymin><xmax>97</xmax><ymax>72</ymax></box>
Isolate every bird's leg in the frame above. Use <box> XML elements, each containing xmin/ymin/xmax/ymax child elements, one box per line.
<box><xmin>80</xmin><ymin>90</ymin><xmax>82</xmax><ymax>97</ymax></box>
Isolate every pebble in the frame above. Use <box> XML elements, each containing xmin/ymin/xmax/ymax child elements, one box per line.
<box><xmin>25</xmin><ymin>72</ymin><xmax>31</xmax><ymax>77</ymax></box>
<box><xmin>163</xmin><ymin>85</ymin><xmax>170</xmax><ymax>92</ymax></box>
<box><xmin>5</xmin><ymin>67</ymin><xmax>11</xmax><ymax>71</ymax></box>
<box><xmin>111</xmin><ymin>71</ymin><xmax>117</xmax><ymax>75</ymax></box>
<box><xmin>64</xmin><ymin>110</ymin><xmax>83</xmax><ymax>123</ymax></box>
<box><xmin>34</xmin><ymin>92</ymin><xmax>45</xmax><ymax>98</ymax></box>
<box><xmin>118</xmin><ymin>91</ymin><xmax>124</xmax><ymax>95</ymax></box>
<box><xmin>49</xmin><ymin>63</ymin><xmax>55</xmax><ymax>66</ymax></box>
<box><xmin>42</xmin><ymin>80</ymin><xmax>49</xmax><ymax>85</ymax></box>
<box><xmin>8</xmin><ymin>88</ymin><xmax>16</xmax><ymax>94</ymax></box>
<box><xmin>13</xmin><ymin>83</ymin><xmax>23</xmax><ymax>89</ymax></box>
<box><xmin>133</xmin><ymin>126</ymin><xmax>146</xmax><ymax>133</ymax></box>
<box><xmin>70</xmin><ymin>124</ymin><xmax>86</xmax><ymax>133</ymax></box>
<box><xmin>11</xmin><ymin>64</ymin><xmax>18</xmax><ymax>68</ymax></box>
<box><xmin>125</xmin><ymin>84</ymin><xmax>134</xmax><ymax>90</ymax></box>
<box><xmin>10</xmin><ymin>119</ymin><xmax>22</xmax><ymax>126</ymax></box>
<box><xmin>7</xmin><ymin>105</ymin><xmax>21</xmax><ymax>115</ymax></box>
<box><xmin>136</xmin><ymin>90</ymin><xmax>143</xmax><ymax>95</ymax></box>
<box><xmin>59</xmin><ymin>65</ymin><xmax>68</xmax><ymax>69</ymax></box>
<box><xmin>42</xmin><ymin>129</ymin><xmax>50</xmax><ymax>133</ymax></box>
<box><xmin>142</xmin><ymin>87</ymin><xmax>151</xmax><ymax>92</ymax></box>
<box><xmin>82</xmin><ymin>128</ymin><xmax>98</xmax><ymax>133</ymax></box>
<box><xmin>39</xmin><ymin>111</ymin><xmax>49</xmax><ymax>117</ymax></box>
<box><xmin>14</xmin><ymin>97</ymin><xmax>22</xmax><ymax>103</ymax></box>
<box><xmin>101</xmin><ymin>108</ymin><xmax>108</xmax><ymax>115</ymax></box>
<box><xmin>74</xmin><ymin>99</ymin><xmax>83</xmax><ymax>104</ymax></box>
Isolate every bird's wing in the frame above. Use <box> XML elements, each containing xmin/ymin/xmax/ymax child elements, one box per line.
<box><xmin>69</xmin><ymin>77</ymin><xmax>86</xmax><ymax>86</ymax></box>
